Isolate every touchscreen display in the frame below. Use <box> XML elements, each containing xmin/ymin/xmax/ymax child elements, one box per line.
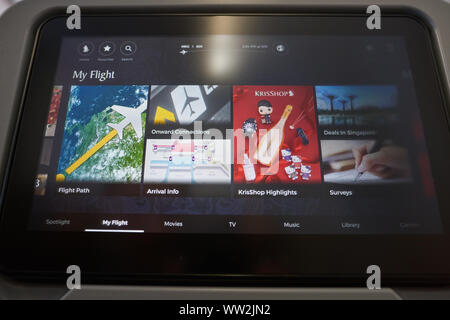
<box><xmin>29</xmin><ymin>32</ymin><xmax>442</xmax><ymax>234</ymax></box>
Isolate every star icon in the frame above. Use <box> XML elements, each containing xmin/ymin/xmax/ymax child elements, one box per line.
<box><xmin>99</xmin><ymin>42</ymin><xmax>115</xmax><ymax>56</ymax></box>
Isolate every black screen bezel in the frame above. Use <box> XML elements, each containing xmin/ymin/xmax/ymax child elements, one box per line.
<box><xmin>1</xmin><ymin>14</ymin><xmax>450</xmax><ymax>285</ymax></box>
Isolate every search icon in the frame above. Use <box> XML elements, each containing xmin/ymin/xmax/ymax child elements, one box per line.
<box><xmin>120</xmin><ymin>41</ymin><xmax>137</xmax><ymax>55</ymax></box>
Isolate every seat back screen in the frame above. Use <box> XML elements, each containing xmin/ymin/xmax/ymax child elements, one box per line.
<box><xmin>29</xmin><ymin>29</ymin><xmax>442</xmax><ymax>234</ymax></box>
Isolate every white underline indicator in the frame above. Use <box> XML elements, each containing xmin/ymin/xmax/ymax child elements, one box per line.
<box><xmin>84</xmin><ymin>229</ymin><xmax>144</xmax><ymax>233</ymax></box>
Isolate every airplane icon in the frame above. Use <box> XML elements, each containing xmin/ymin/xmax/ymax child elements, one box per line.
<box><xmin>171</xmin><ymin>85</ymin><xmax>207</xmax><ymax>124</ymax></box>
<box><xmin>107</xmin><ymin>101</ymin><xmax>147</xmax><ymax>139</ymax></box>
<box><xmin>181</xmin><ymin>87</ymin><xmax>199</xmax><ymax>117</ymax></box>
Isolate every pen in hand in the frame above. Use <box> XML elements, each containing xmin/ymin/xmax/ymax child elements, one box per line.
<box><xmin>354</xmin><ymin>140</ymin><xmax>383</xmax><ymax>181</ymax></box>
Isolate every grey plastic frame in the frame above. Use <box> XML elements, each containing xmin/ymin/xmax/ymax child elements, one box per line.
<box><xmin>0</xmin><ymin>0</ymin><xmax>449</xmax><ymax>299</ymax></box>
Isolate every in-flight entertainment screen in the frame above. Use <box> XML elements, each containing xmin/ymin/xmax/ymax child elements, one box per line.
<box><xmin>28</xmin><ymin>20</ymin><xmax>442</xmax><ymax>235</ymax></box>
